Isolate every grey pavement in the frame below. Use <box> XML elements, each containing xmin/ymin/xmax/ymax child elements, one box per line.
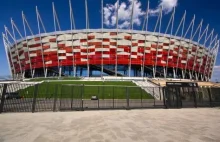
<box><xmin>0</xmin><ymin>108</ymin><xmax>220</xmax><ymax>142</ymax></box>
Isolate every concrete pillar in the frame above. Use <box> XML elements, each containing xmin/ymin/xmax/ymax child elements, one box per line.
<box><xmin>173</xmin><ymin>68</ymin><xmax>176</xmax><ymax>78</ymax></box>
<box><xmin>32</xmin><ymin>69</ymin><xmax>35</xmax><ymax>78</ymax></box>
<box><xmin>73</xmin><ymin>66</ymin><xmax>76</xmax><ymax>77</ymax></box>
<box><xmin>87</xmin><ymin>65</ymin><xmax>90</xmax><ymax>77</ymax></box>
<box><xmin>45</xmin><ymin>68</ymin><xmax>48</xmax><ymax>78</ymax></box>
<box><xmin>163</xmin><ymin>67</ymin><xmax>166</xmax><ymax>78</ymax></box>
<box><xmin>195</xmin><ymin>72</ymin><xmax>198</xmax><ymax>81</ymax></box>
<box><xmin>189</xmin><ymin>71</ymin><xmax>192</xmax><ymax>80</ymax></box>
<box><xmin>153</xmin><ymin>66</ymin><xmax>155</xmax><ymax>78</ymax></box>
<box><xmin>141</xmin><ymin>66</ymin><xmax>143</xmax><ymax>77</ymax></box>
<box><xmin>182</xmin><ymin>70</ymin><xmax>184</xmax><ymax>79</ymax></box>
<box><xmin>59</xmin><ymin>67</ymin><xmax>62</xmax><ymax>78</ymax></box>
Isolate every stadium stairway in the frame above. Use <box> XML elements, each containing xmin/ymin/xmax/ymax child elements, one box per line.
<box><xmin>144</xmin><ymin>66</ymin><xmax>164</xmax><ymax>77</ymax></box>
<box><xmin>133</xmin><ymin>80</ymin><xmax>163</xmax><ymax>100</ymax></box>
<box><xmin>90</xmin><ymin>65</ymin><xmax>124</xmax><ymax>76</ymax></box>
<box><xmin>0</xmin><ymin>81</ymin><xmax>43</xmax><ymax>94</ymax></box>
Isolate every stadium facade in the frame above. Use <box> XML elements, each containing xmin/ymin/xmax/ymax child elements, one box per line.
<box><xmin>2</xmin><ymin>0</ymin><xmax>219</xmax><ymax>81</ymax></box>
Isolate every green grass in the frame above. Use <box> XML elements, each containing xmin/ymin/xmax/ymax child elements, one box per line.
<box><xmin>18</xmin><ymin>81</ymin><xmax>154</xmax><ymax>99</ymax></box>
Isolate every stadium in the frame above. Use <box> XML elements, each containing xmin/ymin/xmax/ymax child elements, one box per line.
<box><xmin>2</xmin><ymin>0</ymin><xmax>219</xmax><ymax>81</ymax></box>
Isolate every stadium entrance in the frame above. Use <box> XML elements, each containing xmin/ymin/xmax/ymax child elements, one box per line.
<box><xmin>165</xmin><ymin>82</ymin><xmax>199</xmax><ymax>108</ymax></box>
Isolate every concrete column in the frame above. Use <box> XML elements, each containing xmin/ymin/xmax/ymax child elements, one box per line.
<box><xmin>87</xmin><ymin>65</ymin><xmax>90</xmax><ymax>77</ymax></box>
<box><xmin>128</xmin><ymin>66</ymin><xmax>131</xmax><ymax>77</ymax></box>
<box><xmin>141</xmin><ymin>66</ymin><xmax>143</xmax><ymax>77</ymax></box>
<box><xmin>189</xmin><ymin>71</ymin><xmax>192</xmax><ymax>80</ymax></box>
<box><xmin>182</xmin><ymin>70</ymin><xmax>184</xmax><ymax>79</ymax></box>
<box><xmin>173</xmin><ymin>68</ymin><xmax>176</xmax><ymax>78</ymax></box>
<box><xmin>201</xmin><ymin>74</ymin><xmax>203</xmax><ymax>81</ymax></box>
<box><xmin>59</xmin><ymin>67</ymin><xmax>62</xmax><ymax>78</ymax></box>
<box><xmin>73</xmin><ymin>66</ymin><xmax>76</xmax><ymax>77</ymax></box>
<box><xmin>195</xmin><ymin>72</ymin><xmax>198</xmax><ymax>81</ymax></box>
<box><xmin>22</xmin><ymin>72</ymin><xmax>25</xmax><ymax>79</ymax></box>
<box><xmin>45</xmin><ymin>68</ymin><xmax>48</xmax><ymax>78</ymax></box>
<box><xmin>163</xmin><ymin>67</ymin><xmax>166</xmax><ymax>78</ymax></box>
<box><xmin>153</xmin><ymin>66</ymin><xmax>155</xmax><ymax>78</ymax></box>
<box><xmin>32</xmin><ymin>69</ymin><xmax>35</xmax><ymax>78</ymax></box>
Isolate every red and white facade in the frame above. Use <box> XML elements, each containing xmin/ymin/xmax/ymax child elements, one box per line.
<box><xmin>2</xmin><ymin>0</ymin><xmax>219</xmax><ymax>81</ymax></box>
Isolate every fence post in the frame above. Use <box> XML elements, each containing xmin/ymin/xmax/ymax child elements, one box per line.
<box><xmin>141</xmin><ymin>87</ymin><xmax>143</xmax><ymax>108</ymax></box>
<box><xmin>53</xmin><ymin>84</ymin><xmax>58</xmax><ymax>112</ymax></box>
<box><xmin>71</xmin><ymin>86</ymin><xmax>74</xmax><ymax>110</ymax></box>
<box><xmin>81</xmin><ymin>85</ymin><xmax>84</xmax><ymax>111</ymax></box>
<box><xmin>153</xmin><ymin>88</ymin><xmax>155</xmax><ymax>106</ymax></box>
<box><xmin>159</xmin><ymin>86</ymin><xmax>161</xmax><ymax>100</ymax></box>
<box><xmin>207</xmin><ymin>87</ymin><xmax>212</xmax><ymax>107</ymax></box>
<box><xmin>162</xmin><ymin>87</ymin><xmax>167</xmax><ymax>109</ymax></box>
<box><xmin>98</xmin><ymin>86</ymin><xmax>99</xmax><ymax>109</ymax></box>
<box><xmin>126</xmin><ymin>87</ymin><xmax>129</xmax><ymax>110</ymax></box>
<box><xmin>0</xmin><ymin>84</ymin><xmax>7</xmax><ymax>113</ymax></box>
<box><xmin>32</xmin><ymin>84</ymin><xmax>39</xmax><ymax>113</ymax></box>
<box><xmin>192</xmin><ymin>86</ymin><xmax>197</xmax><ymax>108</ymax></box>
<box><xmin>113</xmin><ymin>86</ymin><xmax>114</xmax><ymax>109</ymax></box>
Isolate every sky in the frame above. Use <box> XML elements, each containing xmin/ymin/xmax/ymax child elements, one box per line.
<box><xmin>0</xmin><ymin>0</ymin><xmax>219</xmax><ymax>81</ymax></box>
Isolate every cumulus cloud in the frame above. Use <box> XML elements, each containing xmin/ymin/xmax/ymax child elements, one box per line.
<box><xmin>211</xmin><ymin>66</ymin><xmax>220</xmax><ymax>82</ymax></box>
<box><xmin>104</xmin><ymin>0</ymin><xmax>178</xmax><ymax>28</ymax></box>
<box><xmin>149</xmin><ymin>0</ymin><xmax>178</xmax><ymax>15</ymax></box>
<box><xmin>104</xmin><ymin>0</ymin><xmax>145</xmax><ymax>29</ymax></box>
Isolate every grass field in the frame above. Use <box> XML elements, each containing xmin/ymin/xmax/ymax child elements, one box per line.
<box><xmin>18</xmin><ymin>81</ymin><xmax>154</xmax><ymax>99</ymax></box>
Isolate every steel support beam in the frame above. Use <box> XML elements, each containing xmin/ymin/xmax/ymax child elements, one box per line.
<box><xmin>183</xmin><ymin>15</ymin><xmax>196</xmax><ymax>79</ymax></box>
<box><xmin>36</xmin><ymin>6</ymin><xmax>47</xmax><ymax>78</ymax></box>
<box><xmin>154</xmin><ymin>6</ymin><xmax>163</xmax><ymax>78</ymax></box>
<box><xmin>142</xmin><ymin>0</ymin><xmax>149</xmax><ymax>79</ymax></box>
<box><xmin>115</xmin><ymin>0</ymin><xmax>120</xmax><ymax>76</ymax></box>
<box><xmin>2</xmin><ymin>33</ymin><xmax>13</xmax><ymax>78</ymax></box>
<box><xmin>22</xmin><ymin>12</ymin><xmax>33</xmax><ymax>78</ymax></box>
<box><xmin>69</xmin><ymin>0</ymin><xmax>76</xmax><ymax>77</ymax></box>
<box><xmin>128</xmin><ymin>0</ymin><xmax>135</xmax><ymax>77</ymax></box>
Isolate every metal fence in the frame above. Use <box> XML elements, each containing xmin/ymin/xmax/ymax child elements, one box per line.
<box><xmin>0</xmin><ymin>83</ymin><xmax>220</xmax><ymax>113</ymax></box>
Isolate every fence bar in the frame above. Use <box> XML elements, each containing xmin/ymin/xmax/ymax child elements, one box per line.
<box><xmin>98</xmin><ymin>86</ymin><xmax>100</xmax><ymax>109</ymax></box>
<box><xmin>141</xmin><ymin>88</ymin><xmax>143</xmax><ymax>108</ymax></box>
<box><xmin>71</xmin><ymin>86</ymin><xmax>74</xmax><ymax>110</ymax></box>
<box><xmin>192</xmin><ymin>86</ymin><xmax>197</xmax><ymax>108</ymax></box>
<box><xmin>207</xmin><ymin>87</ymin><xmax>213</xmax><ymax>107</ymax></box>
<box><xmin>53</xmin><ymin>84</ymin><xmax>58</xmax><ymax>112</ymax></box>
<box><xmin>0</xmin><ymin>84</ymin><xmax>7</xmax><ymax>113</ymax></box>
<box><xmin>126</xmin><ymin>87</ymin><xmax>129</xmax><ymax>110</ymax></box>
<box><xmin>81</xmin><ymin>85</ymin><xmax>84</xmax><ymax>111</ymax></box>
<box><xmin>32</xmin><ymin>84</ymin><xmax>39</xmax><ymax>113</ymax></box>
<box><xmin>113</xmin><ymin>86</ymin><xmax>114</xmax><ymax>109</ymax></box>
<box><xmin>153</xmin><ymin>88</ymin><xmax>155</xmax><ymax>106</ymax></box>
<box><xmin>162</xmin><ymin>87</ymin><xmax>167</xmax><ymax>108</ymax></box>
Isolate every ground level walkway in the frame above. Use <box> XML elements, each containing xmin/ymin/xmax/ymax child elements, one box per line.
<box><xmin>0</xmin><ymin>108</ymin><xmax>220</xmax><ymax>142</ymax></box>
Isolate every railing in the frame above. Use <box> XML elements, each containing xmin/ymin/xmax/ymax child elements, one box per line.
<box><xmin>0</xmin><ymin>83</ymin><xmax>219</xmax><ymax>113</ymax></box>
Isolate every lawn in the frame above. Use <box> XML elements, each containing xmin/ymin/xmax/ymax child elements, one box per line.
<box><xmin>18</xmin><ymin>81</ymin><xmax>154</xmax><ymax>99</ymax></box>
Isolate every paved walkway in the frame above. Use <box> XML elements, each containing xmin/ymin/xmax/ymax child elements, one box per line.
<box><xmin>0</xmin><ymin>108</ymin><xmax>220</xmax><ymax>142</ymax></box>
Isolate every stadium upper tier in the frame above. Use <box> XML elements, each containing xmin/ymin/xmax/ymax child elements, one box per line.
<box><xmin>2</xmin><ymin>0</ymin><xmax>219</xmax><ymax>81</ymax></box>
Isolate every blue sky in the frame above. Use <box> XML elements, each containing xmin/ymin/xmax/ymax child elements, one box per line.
<box><xmin>0</xmin><ymin>0</ymin><xmax>219</xmax><ymax>81</ymax></box>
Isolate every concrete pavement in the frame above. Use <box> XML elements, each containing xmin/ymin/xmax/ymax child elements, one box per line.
<box><xmin>0</xmin><ymin>108</ymin><xmax>220</xmax><ymax>142</ymax></box>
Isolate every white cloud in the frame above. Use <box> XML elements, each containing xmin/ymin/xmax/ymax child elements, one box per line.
<box><xmin>104</xmin><ymin>0</ymin><xmax>178</xmax><ymax>28</ymax></box>
<box><xmin>149</xmin><ymin>0</ymin><xmax>178</xmax><ymax>15</ymax></box>
<box><xmin>211</xmin><ymin>66</ymin><xmax>220</xmax><ymax>82</ymax></box>
<box><xmin>104</xmin><ymin>0</ymin><xmax>145</xmax><ymax>29</ymax></box>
